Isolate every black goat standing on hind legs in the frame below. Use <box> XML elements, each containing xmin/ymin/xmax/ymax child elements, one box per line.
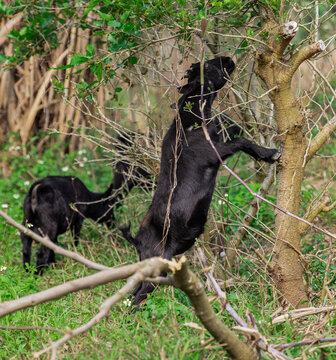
<box><xmin>21</xmin><ymin>135</ymin><xmax>150</xmax><ymax>274</ymax></box>
<box><xmin>120</xmin><ymin>56</ymin><xmax>281</xmax><ymax>308</ymax></box>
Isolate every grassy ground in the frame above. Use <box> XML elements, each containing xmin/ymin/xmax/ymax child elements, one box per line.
<box><xmin>0</xmin><ymin>134</ymin><xmax>335</xmax><ymax>359</ymax></box>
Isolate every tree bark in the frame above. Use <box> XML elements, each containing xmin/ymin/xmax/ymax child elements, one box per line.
<box><xmin>254</xmin><ymin>14</ymin><xmax>326</xmax><ymax>307</ymax></box>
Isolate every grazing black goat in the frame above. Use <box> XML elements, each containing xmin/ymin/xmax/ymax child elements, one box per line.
<box><xmin>121</xmin><ymin>56</ymin><xmax>281</xmax><ymax>307</ymax></box>
<box><xmin>21</xmin><ymin>136</ymin><xmax>150</xmax><ymax>273</ymax></box>
<box><xmin>21</xmin><ymin>176</ymin><xmax>115</xmax><ymax>273</ymax></box>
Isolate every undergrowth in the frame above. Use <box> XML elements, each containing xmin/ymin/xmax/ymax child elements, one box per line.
<box><xmin>0</xmin><ymin>133</ymin><xmax>335</xmax><ymax>359</ymax></box>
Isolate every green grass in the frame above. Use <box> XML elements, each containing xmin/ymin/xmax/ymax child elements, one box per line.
<box><xmin>0</xmin><ymin>133</ymin><xmax>335</xmax><ymax>359</ymax></box>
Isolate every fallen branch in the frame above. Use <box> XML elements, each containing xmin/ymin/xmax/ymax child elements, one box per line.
<box><xmin>174</xmin><ymin>255</ymin><xmax>257</xmax><ymax>360</ymax></box>
<box><xmin>0</xmin><ymin>258</ymin><xmax>162</xmax><ymax>318</ymax></box>
<box><xmin>278</xmin><ymin>337</ymin><xmax>336</xmax><ymax>350</ymax></box>
<box><xmin>271</xmin><ymin>306</ymin><xmax>336</xmax><ymax>325</ymax></box>
<box><xmin>198</xmin><ymin>248</ymin><xmax>292</xmax><ymax>360</ymax></box>
<box><xmin>34</xmin><ymin>258</ymin><xmax>169</xmax><ymax>360</ymax></box>
<box><xmin>0</xmin><ymin>252</ymin><xmax>257</xmax><ymax>360</ymax></box>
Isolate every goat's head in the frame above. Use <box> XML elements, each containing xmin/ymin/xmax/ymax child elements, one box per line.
<box><xmin>183</xmin><ymin>56</ymin><xmax>235</xmax><ymax>92</ymax></box>
<box><xmin>176</xmin><ymin>56</ymin><xmax>235</xmax><ymax>116</ymax></box>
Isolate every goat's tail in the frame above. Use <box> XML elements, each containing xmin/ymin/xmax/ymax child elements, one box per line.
<box><xmin>31</xmin><ymin>183</ymin><xmax>55</xmax><ymax>213</ymax></box>
<box><xmin>119</xmin><ymin>223</ymin><xmax>138</xmax><ymax>248</ymax></box>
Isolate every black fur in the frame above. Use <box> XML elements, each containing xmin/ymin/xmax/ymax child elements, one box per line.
<box><xmin>21</xmin><ymin>136</ymin><xmax>150</xmax><ymax>273</ymax></box>
<box><xmin>21</xmin><ymin>176</ymin><xmax>115</xmax><ymax>273</ymax></box>
<box><xmin>121</xmin><ymin>56</ymin><xmax>281</xmax><ymax>307</ymax></box>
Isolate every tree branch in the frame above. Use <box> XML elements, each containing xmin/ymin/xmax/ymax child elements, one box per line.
<box><xmin>299</xmin><ymin>196</ymin><xmax>336</xmax><ymax>235</ymax></box>
<box><xmin>0</xmin><ymin>210</ymin><xmax>109</xmax><ymax>271</ymax></box>
<box><xmin>0</xmin><ymin>14</ymin><xmax>23</xmax><ymax>47</ymax></box>
<box><xmin>271</xmin><ymin>305</ymin><xmax>336</xmax><ymax>325</ymax></box>
<box><xmin>198</xmin><ymin>249</ymin><xmax>292</xmax><ymax>360</ymax></box>
<box><xmin>306</xmin><ymin>117</ymin><xmax>336</xmax><ymax>163</ymax></box>
<box><xmin>279</xmin><ymin>337</ymin><xmax>336</xmax><ymax>350</ymax></box>
<box><xmin>34</xmin><ymin>259</ymin><xmax>169</xmax><ymax>359</ymax></box>
<box><xmin>289</xmin><ymin>40</ymin><xmax>326</xmax><ymax>77</ymax></box>
<box><xmin>272</xmin><ymin>21</ymin><xmax>298</xmax><ymax>56</ymax></box>
<box><xmin>174</xmin><ymin>257</ymin><xmax>257</xmax><ymax>360</ymax></box>
<box><xmin>0</xmin><ymin>258</ymin><xmax>168</xmax><ymax>318</ymax></box>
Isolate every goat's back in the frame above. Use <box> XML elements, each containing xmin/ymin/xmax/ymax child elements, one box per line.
<box><xmin>24</xmin><ymin>176</ymin><xmax>91</xmax><ymax>216</ymax></box>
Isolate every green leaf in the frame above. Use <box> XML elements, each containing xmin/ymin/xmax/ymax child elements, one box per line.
<box><xmin>108</xmin><ymin>20</ymin><xmax>121</xmax><ymax>28</ymax></box>
<box><xmin>122</xmin><ymin>22</ymin><xmax>134</xmax><ymax>32</ymax></box>
<box><xmin>120</xmin><ymin>11</ymin><xmax>130</xmax><ymax>23</ymax></box>
<box><xmin>128</xmin><ymin>56</ymin><xmax>138</xmax><ymax>65</ymax></box>
<box><xmin>19</xmin><ymin>26</ymin><xmax>28</xmax><ymax>37</ymax></box>
<box><xmin>85</xmin><ymin>43</ymin><xmax>95</xmax><ymax>57</ymax></box>
<box><xmin>0</xmin><ymin>1</ymin><xmax>6</xmax><ymax>13</ymax></box>
<box><xmin>115</xmin><ymin>87</ymin><xmax>122</xmax><ymax>92</ymax></box>
<box><xmin>98</xmin><ymin>12</ymin><xmax>114</xmax><ymax>22</ymax></box>
<box><xmin>70</xmin><ymin>54</ymin><xmax>89</xmax><ymax>66</ymax></box>
<box><xmin>51</xmin><ymin>64</ymin><xmax>74</xmax><ymax>70</ymax></box>
<box><xmin>94</xmin><ymin>63</ymin><xmax>102</xmax><ymax>82</ymax></box>
<box><xmin>0</xmin><ymin>54</ymin><xmax>8</xmax><ymax>63</ymax></box>
<box><xmin>83</xmin><ymin>0</ymin><xmax>99</xmax><ymax>19</ymax></box>
<box><xmin>246</xmin><ymin>29</ymin><xmax>254</xmax><ymax>37</ymax></box>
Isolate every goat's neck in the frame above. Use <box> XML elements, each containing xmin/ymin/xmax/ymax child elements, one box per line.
<box><xmin>83</xmin><ymin>185</ymin><xmax>113</xmax><ymax>219</ymax></box>
<box><xmin>179</xmin><ymin>97</ymin><xmax>213</xmax><ymax>128</ymax></box>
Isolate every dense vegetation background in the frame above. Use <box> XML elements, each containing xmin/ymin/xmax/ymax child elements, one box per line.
<box><xmin>0</xmin><ymin>0</ymin><xmax>335</xmax><ymax>358</ymax></box>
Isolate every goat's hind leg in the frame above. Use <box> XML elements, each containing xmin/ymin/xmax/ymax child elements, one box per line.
<box><xmin>218</xmin><ymin>137</ymin><xmax>280</xmax><ymax>163</ymax></box>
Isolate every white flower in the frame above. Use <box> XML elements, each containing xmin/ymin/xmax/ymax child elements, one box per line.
<box><xmin>15</xmin><ymin>146</ymin><xmax>21</xmax><ymax>151</ymax></box>
<box><xmin>37</xmin><ymin>160</ymin><xmax>44</xmax><ymax>165</ymax></box>
<box><xmin>83</xmin><ymin>157</ymin><xmax>88</xmax><ymax>162</ymax></box>
<box><xmin>224</xmin><ymin>193</ymin><xmax>229</xmax><ymax>197</ymax></box>
<box><xmin>123</xmin><ymin>298</ymin><xmax>132</xmax><ymax>307</ymax></box>
<box><xmin>218</xmin><ymin>200</ymin><xmax>224</xmax><ymax>205</ymax></box>
<box><xmin>0</xmin><ymin>266</ymin><xmax>7</xmax><ymax>271</ymax></box>
<box><xmin>87</xmin><ymin>171</ymin><xmax>91</xmax><ymax>175</ymax></box>
<box><xmin>1</xmin><ymin>204</ymin><xmax>8</xmax><ymax>209</ymax></box>
<box><xmin>26</xmin><ymin>222</ymin><xmax>33</xmax><ymax>228</ymax></box>
<box><xmin>13</xmin><ymin>194</ymin><xmax>20</xmax><ymax>199</ymax></box>
<box><xmin>62</xmin><ymin>166</ymin><xmax>69</xmax><ymax>172</ymax></box>
<box><xmin>78</xmin><ymin>150</ymin><xmax>83</xmax><ymax>155</ymax></box>
<box><xmin>9</xmin><ymin>146</ymin><xmax>14</xmax><ymax>151</ymax></box>
<box><xmin>24</xmin><ymin>181</ymin><xmax>30</xmax><ymax>186</ymax></box>
<box><xmin>16</xmin><ymin>232</ymin><xmax>20</xmax><ymax>236</ymax></box>
<box><xmin>79</xmin><ymin>163</ymin><xmax>84</xmax><ymax>168</ymax></box>
<box><xmin>25</xmin><ymin>154</ymin><xmax>31</xmax><ymax>160</ymax></box>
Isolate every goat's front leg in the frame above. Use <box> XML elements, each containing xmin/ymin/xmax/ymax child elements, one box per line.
<box><xmin>35</xmin><ymin>226</ymin><xmax>57</xmax><ymax>274</ymax></box>
<box><xmin>216</xmin><ymin>137</ymin><xmax>280</xmax><ymax>163</ymax></box>
<box><xmin>21</xmin><ymin>232</ymin><xmax>33</xmax><ymax>271</ymax></box>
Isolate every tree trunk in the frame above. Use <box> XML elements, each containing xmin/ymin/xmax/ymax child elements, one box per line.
<box><xmin>254</xmin><ymin>13</ymin><xmax>326</xmax><ymax>307</ymax></box>
<box><xmin>271</xmin><ymin>85</ymin><xmax>308</xmax><ymax>307</ymax></box>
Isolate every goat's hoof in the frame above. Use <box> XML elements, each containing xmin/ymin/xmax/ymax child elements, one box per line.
<box><xmin>271</xmin><ymin>150</ymin><xmax>281</xmax><ymax>161</ymax></box>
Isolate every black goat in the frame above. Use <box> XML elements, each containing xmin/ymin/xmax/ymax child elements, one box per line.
<box><xmin>121</xmin><ymin>56</ymin><xmax>281</xmax><ymax>307</ymax></box>
<box><xmin>21</xmin><ymin>136</ymin><xmax>150</xmax><ymax>273</ymax></box>
<box><xmin>21</xmin><ymin>176</ymin><xmax>115</xmax><ymax>272</ymax></box>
